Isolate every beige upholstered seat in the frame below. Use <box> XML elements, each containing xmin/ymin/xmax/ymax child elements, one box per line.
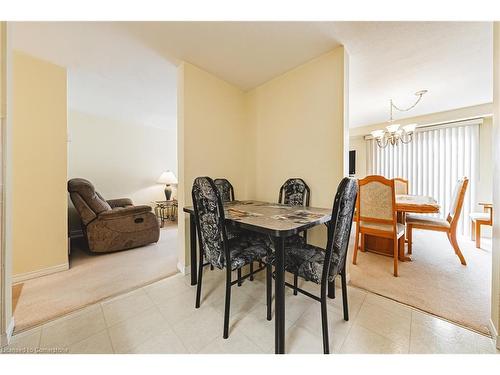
<box><xmin>405</xmin><ymin>214</ymin><xmax>451</xmax><ymax>229</ymax></box>
<box><xmin>352</xmin><ymin>175</ymin><xmax>405</xmax><ymax>277</ymax></box>
<box><xmin>359</xmin><ymin>221</ymin><xmax>405</xmax><ymax>235</ymax></box>
<box><xmin>470</xmin><ymin>203</ymin><xmax>493</xmax><ymax>249</ymax></box>
<box><xmin>469</xmin><ymin>212</ymin><xmax>489</xmax><ymax>221</ymax></box>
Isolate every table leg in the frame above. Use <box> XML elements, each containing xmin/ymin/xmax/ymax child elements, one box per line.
<box><xmin>190</xmin><ymin>213</ymin><xmax>198</xmax><ymax>286</ymax></box>
<box><xmin>274</xmin><ymin>237</ymin><xmax>285</xmax><ymax>354</ymax></box>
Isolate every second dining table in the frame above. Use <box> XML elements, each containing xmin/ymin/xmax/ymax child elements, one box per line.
<box><xmin>183</xmin><ymin>200</ymin><xmax>332</xmax><ymax>354</ymax></box>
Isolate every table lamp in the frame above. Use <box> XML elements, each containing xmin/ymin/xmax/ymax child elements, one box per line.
<box><xmin>157</xmin><ymin>171</ymin><xmax>178</xmax><ymax>201</ymax></box>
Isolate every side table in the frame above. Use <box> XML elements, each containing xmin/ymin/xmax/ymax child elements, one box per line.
<box><xmin>152</xmin><ymin>200</ymin><xmax>178</xmax><ymax>227</ymax></box>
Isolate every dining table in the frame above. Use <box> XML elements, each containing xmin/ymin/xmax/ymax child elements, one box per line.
<box><xmin>362</xmin><ymin>194</ymin><xmax>440</xmax><ymax>261</ymax></box>
<box><xmin>183</xmin><ymin>200</ymin><xmax>332</xmax><ymax>354</ymax></box>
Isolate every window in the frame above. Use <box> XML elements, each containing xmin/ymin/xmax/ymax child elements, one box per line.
<box><xmin>366</xmin><ymin>120</ymin><xmax>480</xmax><ymax>235</ymax></box>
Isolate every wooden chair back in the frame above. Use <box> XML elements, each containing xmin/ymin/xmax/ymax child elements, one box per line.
<box><xmin>357</xmin><ymin>175</ymin><xmax>397</xmax><ymax>234</ymax></box>
<box><xmin>393</xmin><ymin>178</ymin><xmax>409</xmax><ymax>195</ymax></box>
<box><xmin>447</xmin><ymin>177</ymin><xmax>469</xmax><ymax>229</ymax></box>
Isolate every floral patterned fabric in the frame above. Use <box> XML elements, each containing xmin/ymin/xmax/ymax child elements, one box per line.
<box><xmin>269</xmin><ymin>178</ymin><xmax>358</xmax><ymax>285</ymax></box>
<box><xmin>214</xmin><ymin>178</ymin><xmax>234</xmax><ymax>202</ymax></box>
<box><xmin>192</xmin><ymin>177</ymin><xmax>272</xmax><ymax>270</ymax></box>
<box><xmin>227</xmin><ymin>233</ymin><xmax>274</xmax><ymax>270</ymax></box>
<box><xmin>359</xmin><ymin>180</ymin><xmax>393</xmax><ymax>220</ymax></box>
<box><xmin>192</xmin><ymin>177</ymin><xmax>226</xmax><ymax>269</ymax></box>
<box><xmin>279</xmin><ymin>178</ymin><xmax>309</xmax><ymax>206</ymax></box>
<box><xmin>280</xmin><ymin>178</ymin><xmax>310</xmax><ymax>245</ymax></box>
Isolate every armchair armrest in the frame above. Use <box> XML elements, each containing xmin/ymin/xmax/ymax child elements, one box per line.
<box><xmin>99</xmin><ymin>205</ymin><xmax>152</xmax><ymax>220</ymax></box>
<box><xmin>107</xmin><ymin>198</ymin><xmax>134</xmax><ymax>208</ymax></box>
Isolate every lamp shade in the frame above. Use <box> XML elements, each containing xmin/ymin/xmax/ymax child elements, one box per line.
<box><xmin>157</xmin><ymin>171</ymin><xmax>178</xmax><ymax>185</ymax></box>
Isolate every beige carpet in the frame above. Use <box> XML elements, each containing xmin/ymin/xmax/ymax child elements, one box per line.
<box><xmin>12</xmin><ymin>224</ymin><xmax>179</xmax><ymax>332</ymax></box>
<box><xmin>348</xmin><ymin>227</ymin><xmax>492</xmax><ymax>335</ymax></box>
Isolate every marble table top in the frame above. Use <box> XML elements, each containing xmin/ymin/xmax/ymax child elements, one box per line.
<box><xmin>184</xmin><ymin>200</ymin><xmax>332</xmax><ymax>237</ymax></box>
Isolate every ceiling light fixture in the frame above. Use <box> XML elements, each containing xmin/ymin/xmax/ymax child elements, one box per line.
<box><xmin>371</xmin><ymin>90</ymin><xmax>427</xmax><ymax>148</ymax></box>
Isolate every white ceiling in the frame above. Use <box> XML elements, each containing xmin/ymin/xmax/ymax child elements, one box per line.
<box><xmin>12</xmin><ymin>21</ymin><xmax>493</xmax><ymax>129</ymax></box>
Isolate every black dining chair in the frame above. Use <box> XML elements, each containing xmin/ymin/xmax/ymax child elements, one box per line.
<box><xmin>278</xmin><ymin>178</ymin><xmax>311</xmax><ymax>291</ymax></box>
<box><xmin>278</xmin><ymin>178</ymin><xmax>311</xmax><ymax>243</ymax></box>
<box><xmin>214</xmin><ymin>178</ymin><xmax>235</xmax><ymax>202</ymax></box>
<box><xmin>268</xmin><ymin>177</ymin><xmax>358</xmax><ymax>353</ymax></box>
<box><xmin>192</xmin><ymin>177</ymin><xmax>274</xmax><ymax>338</ymax></box>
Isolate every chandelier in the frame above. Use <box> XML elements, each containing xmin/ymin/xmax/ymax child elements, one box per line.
<box><xmin>371</xmin><ymin>90</ymin><xmax>427</xmax><ymax>148</ymax></box>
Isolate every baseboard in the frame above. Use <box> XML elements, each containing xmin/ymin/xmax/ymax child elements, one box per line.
<box><xmin>177</xmin><ymin>262</ymin><xmax>190</xmax><ymax>275</ymax></box>
<box><xmin>0</xmin><ymin>317</ymin><xmax>15</xmax><ymax>347</ymax></box>
<box><xmin>489</xmin><ymin>319</ymin><xmax>500</xmax><ymax>349</ymax></box>
<box><xmin>12</xmin><ymin>263</ymin><xmax>69</xmax><ymax>284</ymax></box>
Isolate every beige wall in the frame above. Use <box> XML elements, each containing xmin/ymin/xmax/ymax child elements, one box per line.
<box><xmin>248</xmin><ymin>47</ymin><xmax>348</xmax><ymax>247</ymax></box>
<box><xmin>12</xmin><ymin>51</ymin><xmax>68</xmax><ymax>277</ymax></box>
<box><xmin>491</xmin><ymin>22</ymin><xmax>500</xmax><ymax>346</ymax></box>
<box><xmin>177</xmin><ymin>62</ymin><xmax>250</xmax><ymax>268</ymax></box>
<box><xmin>177</xmin><ymin>47</ymin><xmax>348</xmax><ymax>266</ymax></box>
<box><xmin>67</xmin><ymin>110</ymin><xmax>177</xmax><ymax>233</ymax></box>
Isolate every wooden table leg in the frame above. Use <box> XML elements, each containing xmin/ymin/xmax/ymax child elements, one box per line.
<box><xmin>190</xmin><ymin>213</ymin><xmax>198</xmax><ymax>286</ymax></box>
<box><xmin>274</xmin><ymin>237</ymin><xmax>285</xmax><ymax>354</ymax></box>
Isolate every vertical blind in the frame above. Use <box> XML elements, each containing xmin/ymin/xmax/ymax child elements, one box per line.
<box><xmin>366</xmin><ymin>121</ymin><xmax>480</xmax><ymax>236</ymax></box>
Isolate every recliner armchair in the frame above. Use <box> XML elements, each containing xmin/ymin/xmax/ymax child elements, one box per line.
<box><xmin>68</xmin><ymin>178</ymin><xmax>160</xmax><ymax>253</ymax></box>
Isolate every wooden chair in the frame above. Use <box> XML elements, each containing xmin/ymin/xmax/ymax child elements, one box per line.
<box><xmin>393</xmin><ymin>178</ymin><xmax>409</xmax><ymax>195</ymax></box>
<box><xmin>352</xmin><ymin>175</ymin><xmax>405</xmax><ymax>277</ymax></box>
<box><xmin>393</xmin><ymin>178</ymin><xmax>409</xmax><ymax>223</ymax></box>
<box><xmin>470</xmin><ymin>203</ymin><xmax>493</xmax><ymax>249</ymax></box>
<box><xmin>406</xmin><ymin>177</ymin><xmax>469</xmax><ymax>265</ymax></box>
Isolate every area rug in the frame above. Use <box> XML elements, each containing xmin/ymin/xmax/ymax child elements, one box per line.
<box><xmin>12</xmin><ymin>224</ymin><xmax>179</xmax><ymax>332</ymax></box>
<box><xmin>348</xmin><ymin>228</ymin><xmax>491</xmax><ymax>335</ymax></box>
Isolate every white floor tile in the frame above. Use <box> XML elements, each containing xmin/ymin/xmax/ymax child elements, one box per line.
<box><xmin>107</xmin><ymin>306</ymin><xmax>171</xmax><ymax>353</ymax></box>
<box><xmin>102</xmin><ymin>288</ymin><xmax>155</xmax><ymax>327</ymax></box>
<box><xmin>340</xmin><ymin>324</ymin><xmax>408</xmax><ymax>354</ymax></box>
<box><xmin>127</xmin><ymin>325</ymin><xmax>188</xmax><ymax>354</ymax></box>
<box><xmin>40</xmin><ymin>305</ymin><xmax>106</xmax><ymax>349</ymax></box>
<box><xmin>171</xmin><ymin>305</ymin><xmax>226</xmax><ymax>353</ymax></box>
<box><xmin>68</xmin><ymin>330</ymin><xmax>114</xmax><ymax>354</ymax></box>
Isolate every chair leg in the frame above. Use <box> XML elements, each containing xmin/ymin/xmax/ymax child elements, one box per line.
<box><xmin>195</xmin><ymin>257</ymin><xmax>204</xmax><ymax>308</ymax></box>
<box><xmin>360</xmin><ymin>233</ymin><xmax>365</xmax><ymax>252</ymax></box>
<box><xmin>407</xmin><ymin>225</ymin><xmax>413</xmax><ymax>255</ymax></box>
<box><xmin>223</xmin><ymin>268</ymin><xmax>232</xmax><ymax>339</ymax></box>
<box><xmin>237</xmin><ymin>268</ymin><xmax>242</xmax><ymax>286</ymax></box>
<box><xmin>352</xmin><ymin>226</ymin><xmax>360</xmax><ymax>265</ymax></box>
<box><xmin>448</xmin><ymin>231</ymin><xmax>467</xmax><ymax>265</ymax></box>
<box><xmin>475</xmin><ymin>222</ymin><xmax>481</xmax><ymax>249</ymax></box>
<box><xmin>341</xmin><ymin>268</ymin><xmax>349</xmax><ymax>321</ymax></box>
<box><xmin>320</xmin><ymin>297</ymin><xmax>330</xmax><ymax>354</ymax></box>
<box><xmin>293</xmin><ymin>272</ymin><xmax>298</xmax><ymax>296</ymax></box>
<box><xmin>393</xmin><ymin>235</ymin><xmax>399</xmax><ymax>277</ymax></box>
<box><xmin>249</xmin><ymin>262</ymin><xmax>254</xmax><ymax>281</ymax></box>
<box><xmin>471</xmin><ymin>220</ymin><xmax>476</xmax><ymax>241</ymax></box>
<box><xmin>266</xmin><ymin>264</ymin><xmax>272</xmax><ymax>321</ymax></box>
<box><xmin>210</xmin><ymin>264</ymin><xmax>214</xmax><ymax>271</ymax></box>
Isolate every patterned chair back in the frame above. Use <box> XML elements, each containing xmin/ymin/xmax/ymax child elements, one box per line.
<box><xmin>278</xmin><ymin>178</ymin><xmax>310</xmax><ymax>206</ymax></box>
<box><xmin>324</xmin><ymin>177</ymin><xmax>358</xmax><ymax>282</ymax></box>
<box><xmin>393</xmin><ymin>178</ymin><xmax>409</xmax><ymax>195</ymax></box>
<box><xmin>214</xmin><ymin>178</ymin><xmax>235</xmax><ymax>202</ymax></box>
<box><xmin>191</xmin><ymin>177</ymin><xmax>228</xmax><ymax>269</ymax></box>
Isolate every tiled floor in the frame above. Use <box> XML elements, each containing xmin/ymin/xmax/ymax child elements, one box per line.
<box><xmin>3</xmin><ymin>270</ymin><xmax>499</xmax><ymax>354</ymax></box>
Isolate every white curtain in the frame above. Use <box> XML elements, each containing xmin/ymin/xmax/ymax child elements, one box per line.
<box><xmin>367</xmin><ymin>121</ymin><xmax>480</xmax><ymax>236</ymax></box>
